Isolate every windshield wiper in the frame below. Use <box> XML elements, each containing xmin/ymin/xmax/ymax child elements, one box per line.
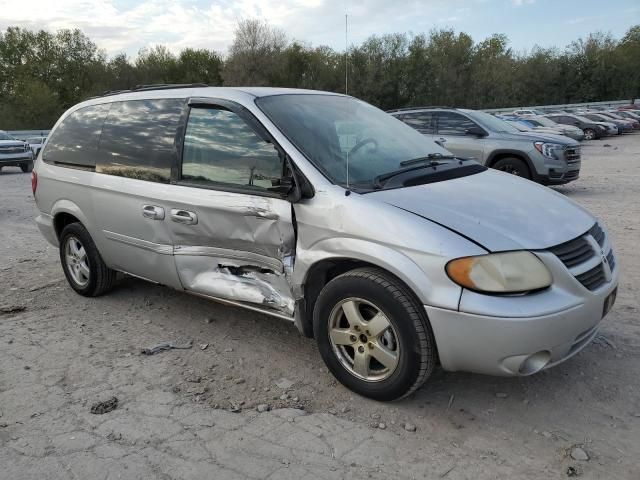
<box><xmin>400</xmin><ymin>152</ymin><xmax>457</xmax><ymax>166</ymax></box>
<box><xmin>373</xmin><ymin>161</ymin><xmax>448</xmax><ymax>189</ymax></box>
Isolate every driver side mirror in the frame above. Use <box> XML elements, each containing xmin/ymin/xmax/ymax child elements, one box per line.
<box><xmin>465</xmin><ymin>126</ymin><xmax>487</xmax><ymax>137</ymax></box>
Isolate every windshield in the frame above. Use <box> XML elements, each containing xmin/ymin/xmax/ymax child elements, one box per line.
<box><xmin>256</xmin><ymin>94</ymin><xmax>453</xmax><ymax>188</ymax></box>
<box><xmin>0</xmin><ymin>131</ymin><xmax>17</xmax><ymax>141</ymax></box>
<box><xmin>584</xmin><ymin>114</ymin><xmax>608</xmax><ymax>122</ymax></box>
<box><xmin>571</xmin><ymin>114</ymin><xmax>597</xmax><ymax>124</ymax></box>
<box><xmin>464</xmin><ymin>110</ymin><xmax>520</xmax><ymax>134</ymax></box>
<box><xmin>507</xmin><ymin>121</ymin><xmax>529</xmax><ymax>131</ymax></box>
<box><xmin>533</xmin><ymin>116</ymin><xmax>557</xmax><ymax>127</ymax></box>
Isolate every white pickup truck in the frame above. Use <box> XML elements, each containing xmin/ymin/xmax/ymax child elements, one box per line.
<box><xmin>0</xmin><ymin>130</ymin><xmax>34</xmax><ymax>173</ymax></box>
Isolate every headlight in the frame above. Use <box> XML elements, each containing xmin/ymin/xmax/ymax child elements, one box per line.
<box><xmin>446</xmin><ymin>251</ymin><xmax>552</xmax><ymax>294</ymax></box>
<box><xmin>533</xmin><ymin>142</ymin><xmax>563</xmax><ymax>159</ymax></box>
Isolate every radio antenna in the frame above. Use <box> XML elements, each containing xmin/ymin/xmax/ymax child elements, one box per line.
<box><xmin>345</xmin><ymin>13</ymin><xmax>350</xmax><ymax>194</ymax></box>
<box><xmin>345</xmin><ymin>14</ymin><xmax>348</xmax><ymax>95</ymax></box>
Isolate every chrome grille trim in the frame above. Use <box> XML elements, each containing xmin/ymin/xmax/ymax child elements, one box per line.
<box><xmin>564</xmin><ymin>145</ymin><xmax>581</xmax><ymax>164</ymax></box>
<box><xmin>589</xmin><ymin>223</ymin><xmax>605</xmax><ymax>247</ymax></box>
<box><xmin>548</xmin><ymin>222</ymin><xmax>614</xmax><ymax>291</ymax></box>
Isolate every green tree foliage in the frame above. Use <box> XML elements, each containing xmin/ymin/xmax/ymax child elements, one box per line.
<box><xmin>0</xmin><ymin>22</ymin><xmax>638</xmax><ymax>129</ymax></box>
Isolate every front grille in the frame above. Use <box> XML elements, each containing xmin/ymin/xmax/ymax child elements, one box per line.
<box><xmin>589</xmin><ymin>223</ymin><xmax>605</xmax><ymax>247</ymax></box>
<box><xmin>606</xmin><ymin>250</ymin><xmax>615</xmax><ymax>271</ymax></box>
<box><xmin>575</xmin><ymin>263</ymin><xmax>607</xmax><ymax>290</ymax></box>
<box><xmin>548</xmin><ymin>222</ymin><xmax>614</xmax><ymax>291</ymax></box>
<box><xmin>564</xmin><ymin>170</ymin><xmax>580</xmax><ymax>181</ymax></box>
<box><xmin>0</xmin><ymin>146</ymin><xmax>24</xmax><ymax>154</ymax></box>
<box><xmin>548</xmin><ymin>236</ymin><xmax>595</xmax><ymax>268</ymax></box>
<box><xmin>565</xmin><ymin>145</ymin><xmax>581</xmax><ymax>164</ymax></box>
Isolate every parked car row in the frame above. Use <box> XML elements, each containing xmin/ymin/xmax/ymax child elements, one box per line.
<box><xmin>511</xmin><ymin>105</ymin><xmax>640</xmax><ymax>140</ymax></box>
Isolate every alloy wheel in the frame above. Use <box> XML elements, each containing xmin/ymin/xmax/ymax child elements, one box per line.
<box><xmin>64</xmin><ymin>235</ymin><xmax>90</xmax><ymax>286</ymax></box>
<box><xmin>327</xmin><ymin>297</ymin><xmax>400</xmax><ymax>382</ymax></box>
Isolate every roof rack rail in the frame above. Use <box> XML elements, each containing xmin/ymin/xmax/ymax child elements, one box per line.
<box><xmin>386</xmin><ymin>106</ymin><xmax>453</xmax><ymax>113</ymax></box>
<box><xmin>131</xmin><ymin>83</ymin><xmax>209</xmax><ymax>91</ymax></box>
<box><xmin>99</xmin><ymin>83</ymin><xmax>209</xmax><ymax>98</ymax></box>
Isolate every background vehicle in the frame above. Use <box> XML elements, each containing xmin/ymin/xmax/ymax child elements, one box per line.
<box><xmin>390</xmin><ymin>107</ymin><xmax>581</xmax><ymax>185</ymax></box>
<box><xmin>526</xmin><ymin>116</ymin><xmax>585</xmax><ymax>141</ymax></box>
<box><xmin>596</xmin><ymin>112</ymin><xmax>639</xmax><ymax>130</ymax></box>
<box><xmin>512</xmin><ymin>108</ymin><xmax>544</xmax><ymax>116</ymax></box>
<box><xmin>0</xmin><ymin>130</ymin><xmax>34</xmax><ymax>173</ymax></box>
<box><xmin>502</xmin><ymin>118</ymin><xmax>569</xmax><ymax>139</ymax></box>
<box><xmin>579</xmin><ymin>113</ymin><xmax>630</xmax><ymax>134</ymax></box>
<box><xmin>614</xmin><ymin>110</ymin><xmax>640</xmax><ymax>122</ymax></box>
<box><xmin>545</xmin><ymin>113</ymin><xmax>610</xmax><ymax>139</ymax></box>
<box><xmin>24</xmin><ymin>136</ymin><xmax>47</xmax><ymax>156</ymax></box>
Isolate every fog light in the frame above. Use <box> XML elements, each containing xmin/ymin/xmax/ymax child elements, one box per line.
<box><xmin>518</xmin><ymin>350</ymin><xmax>551</xmax><ymax>375</ymax></box>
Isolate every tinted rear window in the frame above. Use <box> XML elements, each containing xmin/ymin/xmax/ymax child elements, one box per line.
<box><xmin>97</xmin><ymin>99</ymin><xmax>184</xmax><ymax>183</ymax></box>
<box><xmin>42</xmin><ymin>104</ymin><xmax>110</xmax><ymax>168</ymax></box>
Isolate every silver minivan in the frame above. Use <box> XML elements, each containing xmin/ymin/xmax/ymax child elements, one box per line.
<box><xmin>33</xmin><ymin>86</ymin><xmax>618</xmax><ymax>401</ymax></box>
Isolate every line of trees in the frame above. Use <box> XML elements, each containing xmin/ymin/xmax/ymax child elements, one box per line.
<box><xmin>0</xmin><ymin>21</ymin><xmax>638</xmax><ymax>129</ymax></box>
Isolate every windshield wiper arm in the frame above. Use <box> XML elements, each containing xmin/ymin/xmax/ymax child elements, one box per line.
<box><xmin>373</xmin><ymin>162</ymin><xmax>446</xmax><ymax>189</ymax></box>
<box><xmin>400</xmin><ymin>153</ymin><xmax>457</xmax><ymax>166</ymax></box>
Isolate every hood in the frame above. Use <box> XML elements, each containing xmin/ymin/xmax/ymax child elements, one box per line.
<box><xmin>369</xmin><ymin>169</ymin><xmax>594</xmax><ymax>251</ymax></box>
<box><xmin>497</xmin><ymin>130</ymin><xmax>577</xmax><ymax>145</ymax></box>
<box><xmin>525</xmin><ymin>130</ymin><xmax>575</xmax><ymax>142</ymax></box>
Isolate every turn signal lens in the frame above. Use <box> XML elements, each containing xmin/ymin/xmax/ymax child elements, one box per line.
<box><xmin>446</xmin><ymin>251</ymin><xmax>552</xmax><ymax>294</ymax></box>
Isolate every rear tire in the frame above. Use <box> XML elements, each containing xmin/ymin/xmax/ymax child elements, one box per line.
<box><xmin>59</xmin><ymin>222</ymin><xmax>116</xmax><ymax>297</ymax></box>
<box><xmin>20</xmin><ymin>161</ymin><xmax>33</xmax><ymax>173</ymax></box>
<box><xmin>313</xmin><ymin>267</ymin><xmax>437</xmax><ymax>401</ymax></box>
<box><xmin>492</xmin><ymin>157</ymin><xmax>531</xmax><ymax>179</ymax></box>
<box><xmin>583</xmin><ymin>128</ymin><xmax>596</xmax><ymax>140</ymax></box>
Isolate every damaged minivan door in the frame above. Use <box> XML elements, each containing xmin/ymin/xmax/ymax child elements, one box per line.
<box><xmin>167</xmin><ymin>98</ymin><xmax>298</xmax><ymax>317</ymax></box>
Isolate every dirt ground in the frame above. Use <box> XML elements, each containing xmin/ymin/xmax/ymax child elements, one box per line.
<box><xmin>1</xmin><ymin>134</ymin><xmax>639</xmax><ymax>479</ymax></box>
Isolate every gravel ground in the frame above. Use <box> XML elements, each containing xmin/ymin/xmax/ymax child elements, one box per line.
<box><xmin>1</xmin><ymin>134</ymin><xmax>639</xmax><ymax>479</ymax></box>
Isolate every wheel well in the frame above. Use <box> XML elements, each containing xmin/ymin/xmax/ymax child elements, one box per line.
<box><xmin>299</xmin><ymin>258</ymin><xmax>411</xmax><ymax>338</ymax></box>
<box><xmin>488</xmin><ymin>152</ymin><xmax>532</xmax><ymax>176</ymax></box>
<box><xmin>53</xmin><ymin>212</ymin><xmax>80</xmax><ymax>239</ymax></box>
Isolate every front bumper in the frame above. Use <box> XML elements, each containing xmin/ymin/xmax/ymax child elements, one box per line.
<box><xmin>0</xmin><ymin>152</ymin><xmax>33</xmax><ymax>165</ymax></box>
<box><xmin>529</xmin><ymin>145</ymin><xmax>581</xmax><ymax>185</ymax></box>
<box><xmin>35</xmin><ymin>213</ymin><xmax>58</xmax><ymax>247</ymax></box>
<box><xmin>427</xmin><ymin>251</ymin><xmax>619</xmax><ymax>376</ymax></box>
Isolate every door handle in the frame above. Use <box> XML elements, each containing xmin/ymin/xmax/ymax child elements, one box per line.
<box><xmin>170</xmin><ymin>209</ymin><xmax>198</xmax><ymax>225</ymax></box>
<box><xmin>142</xmin><ymin>205</ymin><xmax>165</xmax><ymax>220</ymax></box>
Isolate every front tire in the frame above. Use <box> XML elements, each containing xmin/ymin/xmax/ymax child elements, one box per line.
<box><xmin>492</xmin><ymin>157</ymin><xmax>531</xmax><ymax>179</ymax></box>
<box><xmin>59</xmin><ymin>223</ymin><xmax>116</xmax><ymax>296</ymax></box>
<box><xmin>583</xmin><ymin>128</ymin><xmax>596</xmax><ymax>140</ymax></box>
<box><xmin>20</xmin><ymin>161</ymin><xmax>33</xmax><ymax>173</ymax></box>
<box><xmin>313</xmin><ymin>268</ymin><xmax>437</xmax><ymax>401</ymax></box>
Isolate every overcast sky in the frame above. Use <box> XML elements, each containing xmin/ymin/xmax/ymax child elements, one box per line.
<box><xmin>1</xmin><ymin>0</ymin><xmax>639</xmax><ymax>57</ymax></box>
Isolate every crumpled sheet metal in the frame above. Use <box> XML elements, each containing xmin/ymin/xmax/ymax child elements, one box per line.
<box><xmin>177</xmin><ymin>256</ymin><xmax>295</xmax><ymax>315</ymax></box>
